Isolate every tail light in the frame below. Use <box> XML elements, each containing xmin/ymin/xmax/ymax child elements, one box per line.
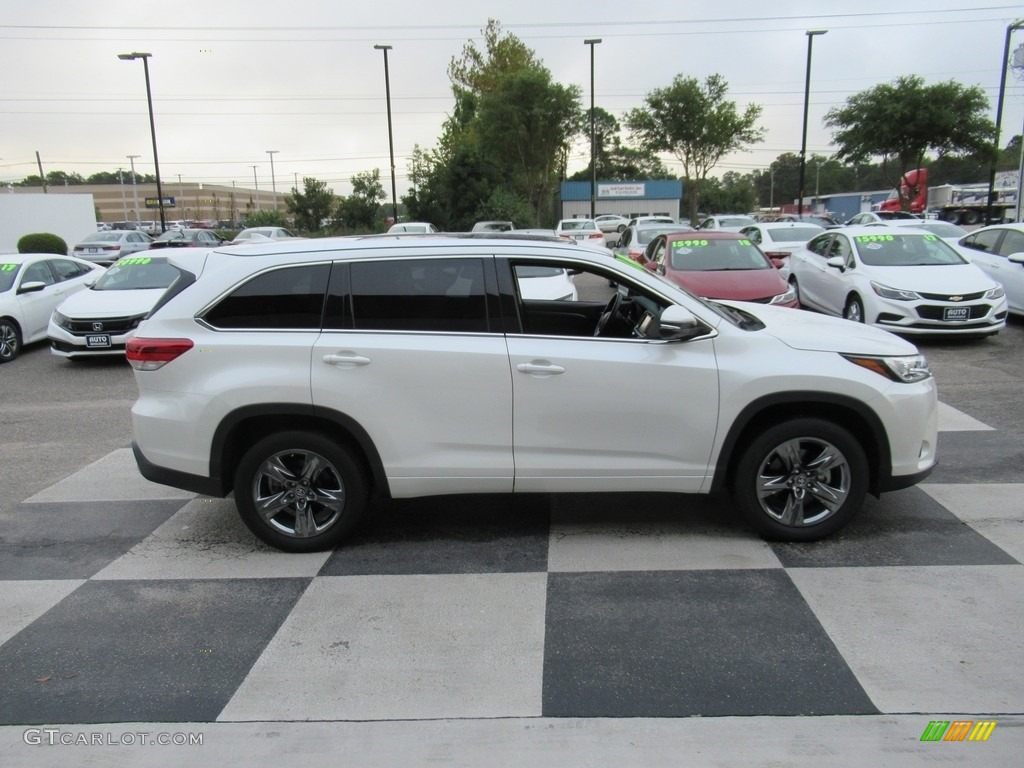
<box><xmin>763</xmin><ymin>251</ymin><xmax>790</xmax><ymax>259</ymax></box>
<box><xmin>126</xmin><ymin>338</ymin><xmax>193</xmax><ymax>370</ymax></box>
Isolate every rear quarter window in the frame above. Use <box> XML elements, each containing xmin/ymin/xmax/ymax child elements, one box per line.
<box><xmin>203</xmin><ymin>264</ymin><xmax>330</xmax><ymax>329</ymax></box>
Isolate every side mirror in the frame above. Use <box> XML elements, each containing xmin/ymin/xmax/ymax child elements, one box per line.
<box><xmin>17</xmin><ymin>280</ymin><xmax>46</xmax><ymax>295</ymax></box>
<box><xmin>657</xmin><ymin>305</ymin><xmax>705</xmax><ymax>341</ymax></box>
<box><xmin>1008</xmin><ymin>252</ymin><xmax>1024</xmax><ymax>266</ymax></box>
<box><xmin>644</xmin><ymin>261</ymin><xmax>657</xmax><ymax>272</ymax></box>
<box><xmin>826</xmin><ymin>255</ymin><xmax>846</xmax><ymax>271</ymax></box>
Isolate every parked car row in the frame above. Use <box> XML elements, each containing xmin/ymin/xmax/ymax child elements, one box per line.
<box><xmin>5</xmin><ymin>219</ymin><xmax>1024</xmax><ymax>367</ymax></box>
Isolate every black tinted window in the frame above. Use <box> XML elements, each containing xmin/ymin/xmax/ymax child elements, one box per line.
<box><xmin>347</xmin><ymin>258</ymin><xmax>489</xmax><ymax>332</ymax></box>
<box><xmin>204</xmin><ymin>264</ymin><xmax>329</xmax><ymax>329</ymax></box>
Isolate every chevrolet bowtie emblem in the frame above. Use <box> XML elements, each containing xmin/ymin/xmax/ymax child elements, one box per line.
<box><xmin>949</xmin><ymin>296</ymin><xmax>963</xmax><ymax>302</ymax></box>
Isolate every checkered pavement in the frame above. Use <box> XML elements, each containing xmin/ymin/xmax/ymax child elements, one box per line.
<box><xmin>0</xmin><ymin>401</ymin><xmax>1021</xmax><ymax>728</ymax></box>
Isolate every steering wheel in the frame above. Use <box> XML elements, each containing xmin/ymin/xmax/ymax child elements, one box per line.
<box><xmin>594</xmin><ymin>291</ymin><xmax>623</xmax><ymax>337</ymax></box>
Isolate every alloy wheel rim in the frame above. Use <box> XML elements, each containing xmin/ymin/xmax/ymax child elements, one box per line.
<box><xmin>0</xmin><ymin>325</ymin><xmax>17</xmax><ymax>359</ymax></box>
<box><xmin>755</xmin><ymin>436</ymin><xmax>851</xmax><ymax>527</ymax></box>
<box><xmin>251</xmin><ymin>449</ymin><xmax>346</xmax><ymax>538</ymax></box>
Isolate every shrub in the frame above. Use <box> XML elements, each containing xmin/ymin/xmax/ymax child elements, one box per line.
<box><xmin>18</xmin><ymin>232</ymin><xmax>68</xmax><ymax>255</ymax></box>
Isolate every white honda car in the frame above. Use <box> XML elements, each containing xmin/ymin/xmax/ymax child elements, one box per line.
<box><xmin>788</xmin><ymin>226</ymin><xmax>1007</xmax><ymax>337</ymax></box>
<box><xmin>49</xmin><ymin>254</ymin><xmax>187</xmax><ymax>358</ymax></box>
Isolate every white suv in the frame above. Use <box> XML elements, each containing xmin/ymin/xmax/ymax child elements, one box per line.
<box><xmin>127</xmin><ymin>235</ymin><xmax>938</xmax><ymax>552</ymax></box>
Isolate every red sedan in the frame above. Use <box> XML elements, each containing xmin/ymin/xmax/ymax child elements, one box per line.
<box><xmin>638</xmin><ymin>230</ymin><xmax>798</xmax><ymax>308</ymax></box>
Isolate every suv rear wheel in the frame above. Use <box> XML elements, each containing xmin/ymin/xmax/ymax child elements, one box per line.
<box><xmin>732</xmin><ymin>418</ymin><xmax>868</xmax><ymax>541</ymax></box>
<box><xmin>234</xmin><ymin>431</ymin><xmax>368</xmax><ymax>552</ymax></box>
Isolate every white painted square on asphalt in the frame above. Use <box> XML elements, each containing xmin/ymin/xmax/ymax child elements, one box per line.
<box><xmin>788</xmin><ymin>565</ymin><xmax>1024</xmax><ymax>714</ymax></box>
<box><xmin>24</xmin><ymin>447</ymin><xmax>195</xmax><ymax>503</ymax></box>
<box><xmin>218</xmin><ymin>572</ymin><xmax>547</xmax><ymax>721</ymax></box>
<box><xmin>548</xmin><ymin>506</ymin><xmax>782</xmax><ymax>572</ymax></box>
<box><xmin>0</xmin><ymin>580</ymin><xmax>84</xmax><ymax>645</ymax></box>
<box><xmin>92</xmin><ymin>498</ymin><xmax>331</xmax><ymax>580</ymax></box>
<box><xmin>936</xmin><ymin>401</ymin><xmax>994</xmax><ymax>432</ymax></box>
<box><xmin>920</xmin><ymin>483</ymin><xmax>1024</xmax><ymax>564</ymax></box>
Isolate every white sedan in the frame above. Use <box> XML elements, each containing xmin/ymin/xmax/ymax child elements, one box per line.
<box><xmin>956</xmin><ymin>223</ymin><xmax>1024</xmax><ymax>316</ymax></box>
<box><xmin>740</xmin><ymin>222</ymin><xmax>825</xmax><ymax>278</ymax></box>
<box><xmin>48</xmin><ymin>254</ymin><xmax>185</xmax><ymax>358</ymax></box>
<box><xmin>228</xmin><ymin>226</ymin><xmax>298</xmax><ymax>245</ymax></box>
<box><xmin>788</xmin><ymin>226</ymin><xmax>1007</xmax><ymax>337</ymax></box>
<box><xmin>0</xmin><ymin>253</ymin><xmax>105</xmax><ymax>362</ymax></box>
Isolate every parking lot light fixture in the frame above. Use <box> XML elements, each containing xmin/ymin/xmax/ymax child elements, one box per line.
<box><xmin>987</xmin><ymin>20</ymin><xmax>1024</xmax><ymax>225</ymax></box>
<box><xmin>266</xmin><ymin>150</ymin><xmax>279</xmax><ymax>212</ymax></box>
<box><xmin>798</xmin><ymin>30</ymin><xmax>827</xmax><ymax>219</ymax></box>
<box><xmin>584</xmin><ymin>39</ymin><xmax>602</xmax><ymax>220</ymax></box>
<box><xmin>118</xmin><ymin>52</ymin><xmax>167</xmax><ymax>233</ymax></box>
<box><xmin>374</xmin><ymin>44</ymin><xmax>398</xmax><ymax>224</ymax></box>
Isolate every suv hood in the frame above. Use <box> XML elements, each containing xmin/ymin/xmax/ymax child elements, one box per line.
<box><xmin>715</xmin><ymin>301</ymin><xmax>917</xmax><ymax>355</ymax></box>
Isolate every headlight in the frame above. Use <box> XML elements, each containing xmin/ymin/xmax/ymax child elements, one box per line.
<box><xmin>870</xmin><ymin>281</ymin><xmax>920</xmax><ymax>301</ymax></box>
<box><xmin>768</xmin><ymin>285</ymin><xmax>797</xmax><ymax>305</ymax></box>
<box><xmin>985</xmin><ymin>285</ymin><xmax>1005</xmax><ymax>300</ymax></box>
<box><xmin>842</xmin><ymin>353</ymin><xmax>932</xmax><ymax>383</ymax></box>
<box><xmin>52</xmin><ymin>311</ymin><xmax>73</xmax><ymax>330</ymax></box>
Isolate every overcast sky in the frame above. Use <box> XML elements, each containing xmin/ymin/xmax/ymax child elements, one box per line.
<box><xmin>3</xmin><ymin>0</ymin><xmax>1024</xmax><ymax>197</ymax></box>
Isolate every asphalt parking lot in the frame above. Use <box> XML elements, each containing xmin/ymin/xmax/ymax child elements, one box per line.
<box><xmin>1</xmin><ymin>318</ymin><xmax>1023</xmax><ymax>766</ymax></box>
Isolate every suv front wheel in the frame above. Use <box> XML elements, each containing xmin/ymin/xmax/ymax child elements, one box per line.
<box><xmin>234</xmin><ymin>431</ymin><xmax>368</xmax><ymax>552</ymax></box>
<box><xmin>732</xmin><ymin>418</ymin><xmax>868</xmax><ymax>541</ymax></box>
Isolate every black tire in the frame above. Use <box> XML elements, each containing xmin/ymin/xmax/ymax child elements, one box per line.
<box><xmin>732</xmin><ymin>418</ymin><xmax>868</xmax><ymax>541</ymax></box>
<box><xmin>233</xmin><ymin>431</ymin><xmax>369</xmax><ymax>552</ymax></box>
<box><xmin>962</xmin><ymin>210</ymin><xmax>980</xmax><ymax>226</ymax></box>
<box><xmin>844</xmin><ymin>295</ymin><xmax>865</xmax><ymax>323</ymax></box>
<box><xmin>942</xmin><ymin>210</ymin><xmax>961</xmax><ymax>224</ymax></box>
<box><xmin>616</xmin><ymin>224</ymin><xmax>626</xmax><ymax>233</ymax></box>
<box><xmin>0</xmin><ymin>319</ymin><xmax>21</xmax><ymax>363</ymax></box>
<box><xmin>788</xmin><ymin>277</ymin><xmax>801</xmax><ymax>307</ymax></box>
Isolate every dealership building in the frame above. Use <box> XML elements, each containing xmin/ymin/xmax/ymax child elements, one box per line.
<box><xmin>6</xmin><ymin>181</ymin><xmax>282</xmax><ymax>226</ymax></box>
<box><xmin>560</xmin><ymin>179</ymin><xmax>683</xmax><ymax>220</ymax></box>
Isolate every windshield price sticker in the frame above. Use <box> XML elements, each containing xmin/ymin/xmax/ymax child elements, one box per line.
<box><xmin>738</xmin><ymin>239</ymin><xmax>752</xmax><ymax>246</ymax></box>
<box><xmin>672</xmin><ymin>239</ymin><xmax>709</xmax><ymax>248</ymax></box>
<box><xmin>924</xmin><ymin>234</ymin><xmax>938</xmax><ymax>241</ymax></box>
<box><xmin>1</xmin><ymin>263</ymin><xmax>18</xmax><ymax>272</ymax></box>
<box><xmin>117</xmin><ymin>257</ymin><xmax>153</xmax><ymax>266</ymax></box>
<box><xmin>855</xmin><ymin>235</ymin><xmax>895</xmax><ymax>243</ymax></box>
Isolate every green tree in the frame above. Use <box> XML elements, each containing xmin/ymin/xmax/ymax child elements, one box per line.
<box><xmin>337</xmin><ymin>169</ymin><xmax>386</xmax><ymax>231</ymax></box>
<box><xmin>244</xmin><ymin>209</ymin><xmax>288</xmax><ymax>227</ymax></box>
<box><xmin>475</xmin><ymin>66</ymin><xmax>582</xmax><ymax>225</ymax></box>
<box><xmin>285</xmin><ymin>177</ymin><xmax>336</xmax><ymax>233</ymax></box>
<box><xmin>626</xmin><ymin>74</ymin><xmax>764</xmax><ymax>224</ymax></box>
<box><xmin>569</xmin><ymin>107</ymin><xmax>674</xmax><ymax>182</ymax></box>
<box><xmin>411</xmin><ymin>20</ymin><xmax>582</xmax><ymax>229</ymax></box>
<box><xmin>824</xmin><ymin>75</ymin><xmax>995</xmax><ymax>210</ymax></box>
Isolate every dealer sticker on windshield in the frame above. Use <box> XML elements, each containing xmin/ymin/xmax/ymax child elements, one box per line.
<box><xmin>671</xmin><ymin>239</ymin><xmax>709</xmax><ymax>248</ymax></box>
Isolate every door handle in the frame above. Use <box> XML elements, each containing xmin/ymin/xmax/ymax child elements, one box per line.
<box><xmin>322</xmin><ymin>352</ymin><xmax>371</xmax><ymax>368</ymax></box>
<box><xmin>516</xmin><ymin>361</ymin><xmax>565</xmax><ymax>377</ymax></box>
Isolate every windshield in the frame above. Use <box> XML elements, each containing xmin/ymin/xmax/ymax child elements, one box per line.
<box><xmin>637</xmin><ymin>226</ymin><xmax>680</xmax><ymax>245</ymax></box>
<box><xmin>767</xmin><ymin>227</ymin><xmax>821</xmax><ymax>243</ymax></box>
<box><xmin>82</xmin><ymin>232</ymin><xmax>122</xmax><ymax>243</ymax></box>
<box><xmin>93</xmin><ymin>257</ymin><xmax>179</xmax><ymax>290</ymax></box>
<box><xmin>852</xmin><ymin>234</ymin><xmax>967</xmax><ymax>266</ymax></box>
<box><xmin>718</xmin><ymin>216</ymin><xmax>756</xmax><ymax>228</ymax></box>
<box><xmin>669</xmin><ymin>237</ymin><xmax>769</xmax><ymax>271</ymax></box>
<box><xmin>0</xmin><ymin>262</ymin><xmax>21</xmax><ymax>293</ymax></box>
<box><xmin>903</xmin><ymin>222</ymin><xmax>966</xmax><ymax>239</ymax></box>
<box><xmin>559</xmin><ymin>220</ymin><xmax>595</xmax><ymax>231</ymax></box>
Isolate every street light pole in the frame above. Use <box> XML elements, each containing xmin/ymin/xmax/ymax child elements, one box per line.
<box><xmin>118</xmin><ymin>52</ymin><xmax>166</xmax><ymax>232</ymax></box>
<box><xmin>584</xmin><ymin>38</ymin><xmax>602</xmax><ymax>220</ymax></box>
<box><xmin>127</xmin><ymin>154</ymin><xmax>140</xmax><ymax>225</ymax></box>
<box><xmin>798</xmin><ymin>30</ymin><xmax>827</xmax><ymax>219</ymax></box>
<box><xmin>118</xmin><ymin>168</ymin><xmax>127</xmax><ymax>221</ymax></box>
<box><xmin>251</xmin><ymin>165</ymin><xmax>259</xmax><ymax>211</ymax></box>
<box><xmin>374</xmin><ymin>44</ymin><xmax>398</xmax><ymax>224</ymax></box>
<box><xmin>266</xmin><ymin>150</ymin><xmax>279</xmax><ymax>212</ymax></box>
<box><xmin>986</xmin><ymin>20</ymin><xmax>1024</xmax><ymax>225</ymax></box>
